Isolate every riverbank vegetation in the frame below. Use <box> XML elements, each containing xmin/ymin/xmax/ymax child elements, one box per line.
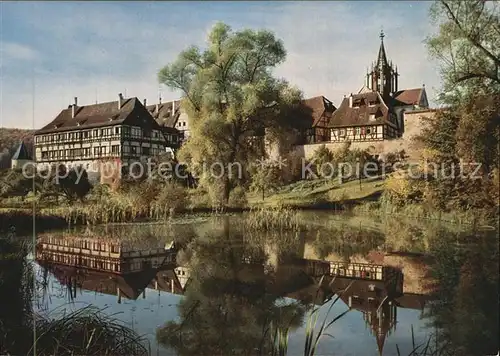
<box><xmin>0</xmin><ymin>237</ymin><xmax>149</xmax><ymax>356</ymax></box>
<box><xmin>2</xmin><ymin>1</ymin><xmax>499</xmax><ymax>230</ymax></box>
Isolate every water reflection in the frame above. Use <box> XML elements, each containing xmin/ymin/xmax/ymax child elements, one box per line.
<box><xmin>33</xmin><ymin>219</ymin><xmax>438</xmax><ymax>355</ymax></box>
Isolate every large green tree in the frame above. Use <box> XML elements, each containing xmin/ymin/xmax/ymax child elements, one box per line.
<box><xmin>427</xmin><ymin>0</ymin><xmax>500</xmax><ymax>102</ymax></box>
<box><xmin>420</xmin><ymin>0</ymin><xmax>499</xmax><ymax>215</ymax></box>
<box><xmin>158</xmin><ymin>22</ymin><xmax>304</xmax><ymax>207</ymax></box>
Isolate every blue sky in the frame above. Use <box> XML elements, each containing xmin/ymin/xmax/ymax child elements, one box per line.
<box><xmin>1</xmin><ymin>1</ymin><xmax>441</xmax><ymax>129</ymax></box>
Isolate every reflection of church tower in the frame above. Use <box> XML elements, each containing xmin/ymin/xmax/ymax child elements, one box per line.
<box><xmin>366</xmin><ymin>30</ymin><xmax>399</xmax><ymax>99</ymax></box>
<box><xmin>363</xmin><ymin>300</ymin><xmax>397</xmax><ymax>355</ymax></box>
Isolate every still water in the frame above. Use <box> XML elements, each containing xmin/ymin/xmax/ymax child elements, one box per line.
<box><xmin>8</xmin><ymin>213</ymin><xmax>500</xmax><ymax>355</ymax></box>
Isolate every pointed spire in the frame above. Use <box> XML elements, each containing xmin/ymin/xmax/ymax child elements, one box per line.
<box><xmin>377</xmin><ymin>30</ymin><xmax>388</xmax><ymax>66</ymax></box>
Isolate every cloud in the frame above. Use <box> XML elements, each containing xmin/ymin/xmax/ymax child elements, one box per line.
<box><xmin>1</xmin><ymin>42</ymin><xmax>39</xmax><ymax>61</ymax></box>
<box><xmin>0</xmin><ymin>1</ymin><xmax>442</xmax><ymax>129</ymax></box>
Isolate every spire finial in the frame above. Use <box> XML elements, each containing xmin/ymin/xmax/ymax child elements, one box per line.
<box><xmin>380</xmin><ymin>29</ymin><xmax>385</xmax><ymax>41</ymax></box>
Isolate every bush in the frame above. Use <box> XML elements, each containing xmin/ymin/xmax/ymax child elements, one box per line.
<box><xmin>152</xmin><ymin>182</ymin><xmax>188</xmax><ymax>218</ymax></box>
<box><xmin>228</xmin><ymin>186</ymin><xmax>247</xmax><ymax>208</ymax></box>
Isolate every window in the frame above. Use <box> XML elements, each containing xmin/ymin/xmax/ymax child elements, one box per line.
<box><xmin>114</xmin><ymin>126</ymin><xmax>120</xmax><ymax>135</ymax></box>
<box><xmin>111</xmin><ymin>145</ymin><xmax>120</xmax><ymax>155</ymax></box>
<box><xmin>183</xmin><ymin>122</ymin><xmax>186</xmax><ymax>127</ymax></box>
<box><xmin>142</xmin><ymin>147</ymin><xmax>150</xmax><ymax>155</ymax></box>
<box><xmin>354</xmin><ymin>127</ymin><xmax>360</xmax><ymax>135</ymax></box>
<box><xmin>366</xmin><ymin>127</ymin><xmax>371</xmax><ymax>134</ymax></box>
<box><xmin>130</xmin><ymin>146</ymin><xmax>137</xmax><ymax>155</ymax></box>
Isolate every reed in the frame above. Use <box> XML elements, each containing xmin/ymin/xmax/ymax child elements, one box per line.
<box><xmin>30</xmin><ymin>305</ymin><xmax>150</xmax><ymax>356</ymax></box>
<box><xmin>244</xmin><ymin>206</ymin><xmax>304</xmax><ymax>231</ymax></box>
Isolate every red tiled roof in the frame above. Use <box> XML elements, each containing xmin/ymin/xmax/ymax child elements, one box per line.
<box><xmin>35</xmin><ymin>97</ymin><xmax>161</xmax><ymax>135</ymax></box>
<box><xmin>301</xmin><ymin>96</ymin><xmax>336</xmax><ymax>127</ymax></box>
<box><xmin>393</xmin><ymin>88</ymin><xmax>423</xmax><ymax>106</ymax></box>
<box><xmin>328</xmin><ymin>91</ymin><xmax>394</xmax><ymax>128</ymax></box>
<box><xmin>146</xmin><ymin>100</ymin><xmax>181</xmax><ymax>128</ymax></box>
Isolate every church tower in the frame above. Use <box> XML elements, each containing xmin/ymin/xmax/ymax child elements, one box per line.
<box><xmin>366</xmin><ymin>31</ymin><xmax>399</xmax><ymax>98</ymax></box>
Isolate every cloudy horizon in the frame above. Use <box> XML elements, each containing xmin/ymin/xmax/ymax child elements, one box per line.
<box><xmin>1</xmin><ymin>1</ymin><xmax>442</xmax><ymax>130</ymax></box>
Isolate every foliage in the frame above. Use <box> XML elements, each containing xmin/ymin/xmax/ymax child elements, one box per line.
<box><xmin>152</xmin><ymin>181</ymin><xmax>189</xmax><ymax>218</ymax></box>
<box><xmin>309</xmin><ymin>144</ymin><xmax>335</xmax><ymax>178</ymax></box>
<box><xmin>405</xmin><ymin>0</ymin><xmax>500</xmax><ymax>218</ymax></box>
<box><xmin>244</xmin><ymin>206</ymin><xmax>304</xmax><ymax>231</ymax></box>
<box><xmin>384</xmin><ymin>174</ymin><xmax>423</xmax><ymax>207</ymax></box>
<box><xmin>160</xmin><ymin>22</ymin><xmax>304</xmax><ymax>206</ymax></box>
<box><xmin>40</xmin><ymin>166</ymin><xmax>93</xmax><ymax>203</ymax></box>
<box><xmin>0</xmin><ymin>169</ymin><xmax>39</xmax><ymax>198</ymax></box>
<box><xmin>427</xmin><ymin>0</ymin><xmax>500</xmax><ymax>102</ymax></box>
<box><xmin>156</xmin><ymin>221</ymin><xmax>306</xmax><ymax>355</ymax></box>
<box><xmin>31</xmin><ymin>306</ymin><xmax>150</xmax><ymax>356</ymax></box>
<box><xmin>0</xmin><ymin>128</ymin><xmax>34</xmax><ymax>169</ymax></box>
<box><xmin>228</xmin><ymin>185</ymin><xmax>248</xmax><ymax>208</ymax></box>
<box><xmin>249</xmin><ymin>159</ymin><xmax>283</xmax><ymax>201</ymax></box>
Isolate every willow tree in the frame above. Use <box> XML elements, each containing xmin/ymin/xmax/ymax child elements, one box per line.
<box><xmin>420</xmin><ymin>0</ymin><xmax>500</xmax><ymax>214</ymax></box>
<box><xmin>427</xmin><ymin>0</ymin><xmax>500</xmax><ymax>102</ymax></box>
<box><xmin>158</xmin><ymin>22</ymin><xmax>303</xmax><ymax>207</ymax></box>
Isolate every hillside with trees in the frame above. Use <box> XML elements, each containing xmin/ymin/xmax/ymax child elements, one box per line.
<box><xmin>0</xmin><ymin>128</ymin><xmax>35</xmax><ymax>169</ymax></box>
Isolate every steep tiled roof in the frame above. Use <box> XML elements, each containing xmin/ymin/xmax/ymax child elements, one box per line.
<box><xmin>328</xmin><ymin>91</ymin><xmax>394</xmax><ymax>127</ymax></box>
<box><xmin>11</xmin><ymin>141</ymin><xmax>32</xmax><ymax>160</ymax></box>
<box><xmin>393</xmin><ymin>88</ymin><xmax>424</xmax><ymax>106</ymax></box>
<box><xmin>35</xmin><ymin>97</ymin><xmax>161</xmax><ymax>135</ymax></box>
<box><xmin>302</xmin><ymin>96</ymin><xmax>336</xmax><ymax>127</ymax></box>
<box><xmin>146</xmin><ymin>100</ymin><xmax>181</xmax><ymax>128</ymax></box>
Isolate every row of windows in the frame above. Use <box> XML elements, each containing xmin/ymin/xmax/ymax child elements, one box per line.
<box><xmin>333</xmin><ymin>126</ymin><xmax>379</xmax><ymax>136</ymax></box>
<box><xmin>43</xmin><ymin>237</ymin><xmax>121</xmax><ymax>252</ymax></box>
<box><xmin>39</xmin><ymin>144</ymin><xmax>166</xmax><ymax>160</ymax></box>
<box><xmin>176</xmin><ymin>121</ymin><xmax>187</xmax><ymax>128</ymax></box>
<box><xmin>36</xmin><ymin>126</ymin><xmax>163</xmax><ymax>144</ymax></box>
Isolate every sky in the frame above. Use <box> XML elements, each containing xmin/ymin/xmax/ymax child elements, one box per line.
<box><xmin>0</xmin><ymin>1</ymin><xmax>442</xmax><ymax>129</ymax></box>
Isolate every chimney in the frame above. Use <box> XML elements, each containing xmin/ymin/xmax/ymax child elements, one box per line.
<box><xmin>172</xmin><ymin>101</ymin><xmax>175</xmax><ymax>113</ymax></box>
<box><xmin>143</xmin><ymin>98</ymin><xmax>147</xmax><ymax>107</ymax></box>
<box><xmin>155</xmin><ymin>103</ymin><xmax>159</xmax><ymax>114</ymax></box>
<box><xmin>159</xmin><ymin>96</ymin><xmax>162</xmax><ymax>105</ymax></box>
<box><xmin>349</xmin><ymin>94</ymin><xmax>353</xmax><ymax>108</ymax></box>
<box><xmin>72</xmin><ymin>97</ymin><xmax>78</xmax><ymax>118</ymax></box>
<box><xmin>118</xmin><ymin>93</ymin><xmax>123</xmax><ymax>110</ymax></box>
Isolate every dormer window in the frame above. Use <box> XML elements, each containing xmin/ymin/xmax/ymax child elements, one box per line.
<box><xmin>368</xmin><ymin>101</ymin><xmax>377</xmax><ymax>106</ymax></box>
<box><xmin>369</xmin><ymin>114</ymin><xmax>376</xmax><ymax>121</ymax></box>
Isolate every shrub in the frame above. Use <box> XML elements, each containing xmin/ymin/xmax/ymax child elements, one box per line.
<box><xmin>152</xmin><ymin>182</ymin><xmax>188</xmax><ymax>218</ymax></box>
<box><xmin>228</xmin><ymin>186</ymin><xmax>248</xmax><ymax>208</ymax></box>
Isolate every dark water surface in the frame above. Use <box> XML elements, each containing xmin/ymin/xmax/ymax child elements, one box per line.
<box><xmin>2</xmin><ymin>213</ymin><xmax>499</xmax><ymax>355</ymax></box>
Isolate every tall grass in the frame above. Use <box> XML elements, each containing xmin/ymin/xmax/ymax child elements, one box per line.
<box><xmin>353</xmin><ymin>199</ymin><xmax>497</xmax><ymax>228</ymax></box>
<box><xmin>244</xmin><ymin>206</ymin><xmax>305</xmax><ymax>231</ymax></box>
<box><xmin>30</xmin><ymin>305</ymin><xmax>150</xmax><ymax>356</ymax></box>
<box><xmin>267</xmin><ymin>276</ymin><xmax>353</xmax><ymax>356</ymax></box>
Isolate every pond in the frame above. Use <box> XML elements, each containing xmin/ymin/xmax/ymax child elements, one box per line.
<box><xmin>1</xmin><ymin>212</ymin><xmax>499</xmax><ymax>355</ymax></box>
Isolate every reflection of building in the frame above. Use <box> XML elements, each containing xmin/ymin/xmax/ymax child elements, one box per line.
<box><xmin>36</xmin><ymin>234</ymin><xmax>175</xmax><ymax>274</ymax></box>
<box><xmin>330</xmin><ymin>277</ymin><xmax>398</xmax><ymax>355</ymax></box>
<box><xmin>43</xmin><ymin>263</ymin><xmax>158</xmax><ymax>303</ymax></box>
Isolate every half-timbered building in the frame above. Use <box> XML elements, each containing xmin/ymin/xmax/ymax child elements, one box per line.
<box><xmin>328</xmin><ymin>31</ymin><xmax>429</xmax><ymax>142</ymax></box>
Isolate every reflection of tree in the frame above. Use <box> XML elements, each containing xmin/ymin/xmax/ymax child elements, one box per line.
<box><xmin>425</xmin><ymin>229</ymin><xmax>499</xmax><ymax>356</ymax></box>
<box><xmin>311</xmin><ymin>224</ymin><xmax>385</xmax><ymax>261</ymax></box>
<box><xmin>156</xmin><ymin>219</ymin><xmax>306</xmax><ymax>355</ymax></box>
<box><xmin>0</xmin><ymin>239</ymin><xmax>33</xmax><ymax>355</ymax></box>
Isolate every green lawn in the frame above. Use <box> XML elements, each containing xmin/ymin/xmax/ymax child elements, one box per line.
<box><xmin>247</xmin><ymin>176</ymin><xmax>386</xmax><ymax>208</ymax></box>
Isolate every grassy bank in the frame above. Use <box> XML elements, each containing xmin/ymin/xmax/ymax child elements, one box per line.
<box><xmin>2</xmin><ymin>174</ymin><xmax>496</xmax><ymax>230</ymax></box>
